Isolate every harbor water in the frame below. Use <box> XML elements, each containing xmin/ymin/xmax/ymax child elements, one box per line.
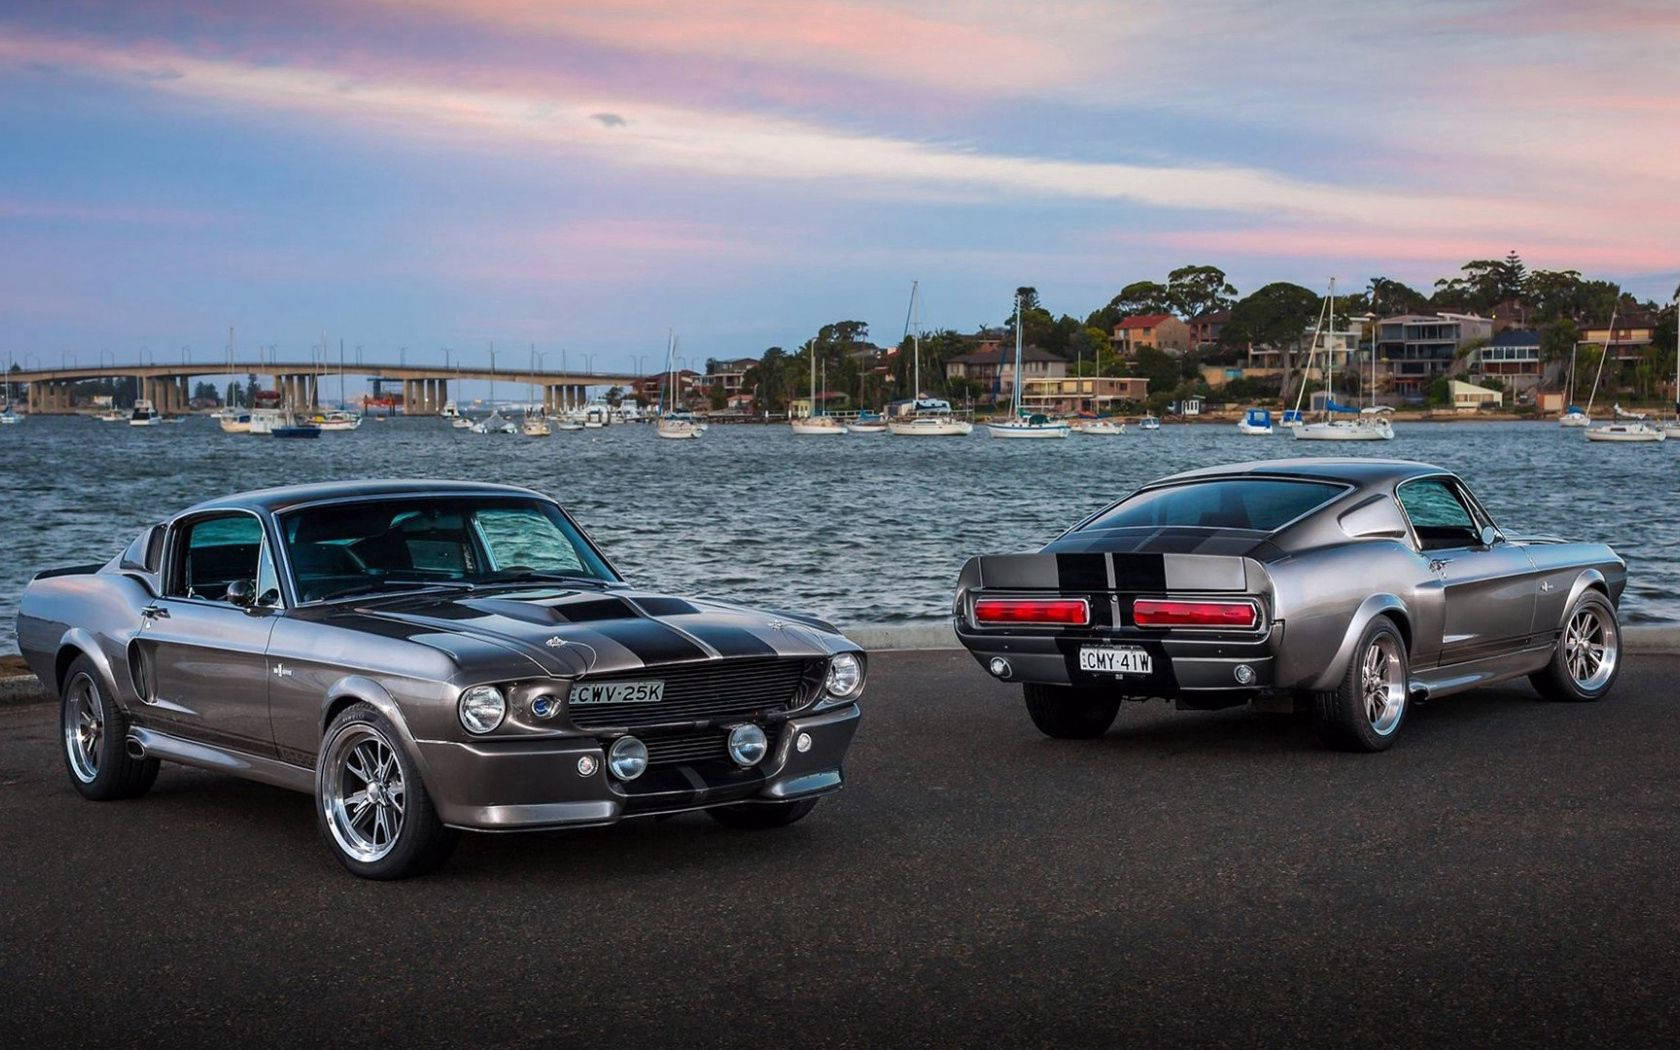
<box><xmin>2</xmin><ymin>416</ymin><xmax>1676</xmax><ymax>654</ymax></box>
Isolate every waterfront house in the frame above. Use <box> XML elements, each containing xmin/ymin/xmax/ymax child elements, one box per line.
<box><xmin>1451</xmin><ymin>379</ymin><xmax>1503</xmax><ymax>411</ymax></box>
<box><xmin>945</xmin><ymin>345</ymin><xmax>1067</xmax><ymax>395</ymax></box>
<box><xmin>632</xmin><ymin>368</ymin><xmax>702</xmax><ymax>407</ymax></box>
<box><xmin>1475</xmin><ymin>329</ymin><xmax>1543</xmax><ymax>395</ymax></box>
<box><xmin>1375</xmin><ymin>313</ymin><xmax>1493</xmax><ymax>399</ymax></box>
<box><xmin>1579</xmin><ymin>314</ymin><xmax>1654</xmax><ymax>363</ymax></box>
<box><xmin>1019</xmin><ymin>375</ymin><xmax>1148</xmax><ymax>415</ymax></box>
<box><xmin>1112</xmin><ymin>314</ymin><xmax>1191</xmax><ymax>355</ymax></box>
<box><xmin>1188</xmin><ymin>309</ymin><xmax>1231</xmax><ymax>348</ymax></box>
<box><xmin>699</xmin><ymin>358</ymin><xmax>756</xmax><ymax>400</ymax></box>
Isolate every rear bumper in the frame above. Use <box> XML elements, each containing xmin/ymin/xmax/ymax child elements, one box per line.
<box><xmin>956</xmin><ymin>622</ymin><xmax>1284</xmax><ymax>695</ymax></box>
<box><xmin>416</xmin><ymin>703</ymin><xmax>860</xmax><ymax>831</ymax></box>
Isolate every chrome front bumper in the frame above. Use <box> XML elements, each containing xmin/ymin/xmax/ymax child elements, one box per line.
<box><xmin>416</xmin><ymin>703</ymin><xmax>861</xmax><ymax>831</ymax></box>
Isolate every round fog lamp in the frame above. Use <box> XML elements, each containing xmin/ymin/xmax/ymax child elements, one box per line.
<box><xmin>608</xmin><ymin>736</ymin><xmax>648</xmax><ymax>781</ymax></box>
<box><xmin>727</xmin><ymin>724</ymin><xmax>769</xmax><ymax>767</ymax></box>
<box><xmin>796</xmin><ymin>732</ymin><xmax>813</xmax><ymax>753</ymax></box>
<box><xmin>577</xmin><ymin>755</ymin><xmax>598</xmax><ymax>777</ymax></box>
<box><xmin>530</xmin><ymin>695</ymin><xmax>558</xmax><ymax>719</ymax></box>
<box><xmin>1234</xmin><ymin>664</ymin><xmax>1256</xmax><ymax>685</ymax></box>
<box><xmin>458</xmin><ymin>685</ymin><xmax>507</xmax><ymax>734</ymax></box>
<box><xmin>825</xmin><ymin>652</ymin><xmax>863</xmax><ymax>699</ymax></box>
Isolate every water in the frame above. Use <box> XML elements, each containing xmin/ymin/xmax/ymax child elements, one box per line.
<box><xmin>2</xmin><ymin>416</ymin><xmax>1676</xmax><ymax>654</ymax></box>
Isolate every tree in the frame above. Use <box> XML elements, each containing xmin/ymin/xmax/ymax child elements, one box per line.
<box><xmin>1221</xmin><ymin>282</ymin><xmax>1322</xmax><ymax>402</ymax></box>
<box><xmin>604</xmin><ymin>386</ymin><xmax>624</xmax><ymax>407</ymax></box>
<box><xmin>1166</xmin><ymin>265</ymin><xmax>1237</xmax><ymax>319</ymax></box>
<box><xmin>1426</xmin><ymin>376</ymin><xmax>1452</xmax><ymax>407</ymax></box>
<box><xmin>1365</xmin><ymin>276</ymin><xmax>1428</xmax><ymax>317</ymax></box>
<box><xmin>1086</xmin><ymin>280</ymin><xmax>1172</xmax><ymax>330</ymax></box>
<box><xmin>1133</xmin><ymin>346</ymin><xmax>1181</xmax><ymax>394</ymax></box>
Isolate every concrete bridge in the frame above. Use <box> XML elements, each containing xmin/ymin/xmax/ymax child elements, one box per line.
<box><xmin>3</xmin><ymin>361</ymin><xmax>642</xmax><ymax>414</ymax></box>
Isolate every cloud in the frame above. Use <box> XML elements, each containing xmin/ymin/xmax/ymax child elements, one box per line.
<box><xmin>590</xmin><ymin>112</ymin><xmax>626</xmax><ymax>128</ymax></box>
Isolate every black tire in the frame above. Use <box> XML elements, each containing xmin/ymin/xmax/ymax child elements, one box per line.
<box><xmin>1530</xmin><ymin>590</ymin><xmax>1621</xmax><ymax>702</ymax></box>
<box><xmin>1315</xmin><ymin>617</ymin><xmax>1409</xmax><ymax>753</ymax></box>
<box><xmin>61</xmin><ymin>655</ymin><xmax>159</xmax><ymax>801</ymax></box>
<box><xmin>315</xmin><ymin>703</ymin><xmax>458</xmax><ymax>879</ymax></box>
<box><xmin>707</xmin><ymin>798</ymin><xmax>819</xmax><ymax>830</ymax></box>
<box><xmin>1023</xmin><ymin>683</ymin><xmax>1121</xmax><ymax>740</ymax></box>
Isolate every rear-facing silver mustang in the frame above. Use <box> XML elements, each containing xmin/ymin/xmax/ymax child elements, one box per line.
<box><xmin>954</xmin><ymin>459</ymin><xmax>1625</xmax><ymax>751</ymax></box>
<box><xmin>17</xmin><ymin>481</ymin><xmax>864</xmax><ymax>878</ymax></box>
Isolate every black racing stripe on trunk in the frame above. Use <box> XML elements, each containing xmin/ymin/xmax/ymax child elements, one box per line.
<box><xmin>1110</xmin><ymin>553</ymin><xmax>1167</xmax><ymax>591</ymax></box>
<box><xmin>1055</xmin><ymin>553</ymin><xmax>1109</xmax><ymax>591</ymax></box>
<box><xmin>675</xmin><ymin>623</ymin><xmax>779</xmax><ymax>658</ymax></box>
<box><xmin>586</xmin><ymin>620</ymin><xmax>710</xmax><ymax>664</ymax></box>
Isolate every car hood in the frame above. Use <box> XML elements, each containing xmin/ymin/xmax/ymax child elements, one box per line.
<box><xmin>319</xmin><ymin>585</ymin><xmax>851</xmax><ymax>679</ymax></box>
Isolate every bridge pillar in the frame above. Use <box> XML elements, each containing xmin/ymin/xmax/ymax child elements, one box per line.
<box><xmin>434</xmin><ymin>378</ymin><xmax>447</xmax><ymax>413</ymax></box>
<box><xmin>423</xmin><ymin>378</ymin><xmax>436</xmax><ymax>414</ymax></box>
<box><xmin>402</xmin><ymin>379</ymin><xmax>415</xmax><ymax>415</ymax></box>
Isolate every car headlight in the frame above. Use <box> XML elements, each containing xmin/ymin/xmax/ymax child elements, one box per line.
<box><xmin>458</xmin><ymin>685</ymin><xmax>507</xmax><ymax>734</ymax></box>
<box><xmin>825</xmin><ymin>652</ymin><xmax>863</xmax><ymax>699</ymax></box>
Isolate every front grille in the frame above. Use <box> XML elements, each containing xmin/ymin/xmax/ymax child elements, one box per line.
<box><xmin>641</xmin><ymin>724</ymin><xmax>780</xmax><ymax>767</ymax></box>
<box><xmin>566</xmin><ymin>657</ymin><xmax>813</xmax><ymax>730</ymax></box>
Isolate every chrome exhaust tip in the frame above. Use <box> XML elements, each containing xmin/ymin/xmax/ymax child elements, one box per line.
<box><xmin>988</xmin><ymin>657</ymin><xmax>1013</xmax><ymax>680</ymax></box>
<box><xmin>125</xmin><ymin>736</ymin><xmax>146</xmax><ymax>759</ymax></box>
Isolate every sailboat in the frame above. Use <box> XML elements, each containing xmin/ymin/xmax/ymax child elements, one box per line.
<box><xmin>1583</xmin><ymin>306</ymin><xmax>1663</xmax><ymax>442</ymax></box>
<box><xmin>0</xmin><ymin>352</ymin><xmax>20</xmax><ymax>423</ymax></box>
<box><xmin>987</xmin><ymin>294</ymin><xmax>1070</xmax><ymax>439</ymax></box>
<box><xmin>656</xmin><ymin>332</ymin><xmax>701</xmax><ymax>440</ymax></box>
<box><xmin>889</xmin><ymin>282</ymin><xmax>972</xmax><ymax>436</ymax></box>
<box><xmin>1294</xmin><ymin>279</ymin><xmax>1394</xmax><ymax>441</ymax></box>
<box><xmin>1558</xmin><ymin>339</ymin><xmax>1590</xmax><ymax>426</ymax></box>
<box><xmin>790</xmin><ymin>339</ymin><xmax>847</xmax><ymax>435</ymax></box>
<box><xmin>1665</xmin><ymin>294</ymin><xmax>1680</xmax><ymax>439</ymax></box>
<box><xmin>520</xmin><ymin>348</ymin><xmax>551</xmax><ymax>436</ymax></box>
<box><xmin>471</xmin><ymin>343</ymin><xmax>518</xmax><ymax>434</ymax></box>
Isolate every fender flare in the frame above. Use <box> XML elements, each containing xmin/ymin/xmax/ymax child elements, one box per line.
<box><xmin>317</xmin><ymin>675</ymin><xmax>435</xmax><ymax>785</ymax></box>
<box><xmin>1559</xmin><ymin>569</ymin><xmax>1610</xmax><ymax>631</ymax></box>
<box><xmin>1309</xmin><ymin>594</ymin><xmax>1411</xmax><ymax>692</ymax></box>
<box><xmin>54</xmin><ymin>627</ymin><xmax>123</xmax><ymax>704</ymax></box>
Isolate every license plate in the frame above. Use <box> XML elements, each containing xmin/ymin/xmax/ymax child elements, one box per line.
<box><xmin>569</xmin><ymin>680</ymin><xmax>665</xmax><ymax>705</ymax></box>
<box><xmin>1078</xmin><ymin>646</ymin><xmax>1152</xmax><ymax>675</ymax></box>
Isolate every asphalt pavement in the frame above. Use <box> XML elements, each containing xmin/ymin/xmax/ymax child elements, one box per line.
<box><xmin>2</xmin><ymin>650</ymin><xmax>1677</xmax><ymax>1047</ymax></box>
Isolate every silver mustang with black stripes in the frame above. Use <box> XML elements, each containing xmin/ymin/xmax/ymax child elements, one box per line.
<box><xmin>954</xmin><ymin>459</ymin><xmax>1625</xmax><ymax>751</ymax></box>
<box><xmin>16</xmin><ymin>480</ymin><xmax>864</xmax><ymax>878</ymax></box>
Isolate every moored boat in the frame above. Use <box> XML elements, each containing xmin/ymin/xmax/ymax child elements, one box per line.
<box><xmin>1236</xmin><ymin>408</ymin><xmax>1274</xmax><ymax>435</ymax></box>
<box><xmin>1071</xmin><ymin>418</ymin><xmax>1125</xmax><ymax>435</ymax></box>
<box><xmin>1585</xmin><ymin>422</ymin><xmax>1665</xmax><ymax>443</ymax></box>
<box><xmin>1137</xmin><ymin>414</ymin><xmax>1161</xmax><ymax>431</ymax></box>
<box><xmin>128</xmin><ymin>399</ymin><xmax>161</xmax><ymax>426</ymax></box>
<box><xmin>219</xmin><ymin>413</ymin><xmax>252</xmax><ymax>434</ymax></box>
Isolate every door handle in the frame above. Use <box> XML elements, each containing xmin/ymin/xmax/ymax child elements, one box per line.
<box><xmin>1428</xmin><ymin>558</ymin><xmax>1453</xmax><ymax>573</ymax></box>
<box><xmin>141</xmin><ymin>606</ymin><xmax>170</xmax><ymax>620</ymax></box>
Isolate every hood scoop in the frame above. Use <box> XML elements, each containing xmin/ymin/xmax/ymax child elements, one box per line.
<box><xmin>459</xmin><ymin>594</ymin><xmax>643</xmax><ymax>626</ymax></box>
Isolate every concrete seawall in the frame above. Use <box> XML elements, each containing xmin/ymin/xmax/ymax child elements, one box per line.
<box><xmin>5</xmin><ymin>622</ymin><xmax>1678</xmax><ymax>706</ymax></box>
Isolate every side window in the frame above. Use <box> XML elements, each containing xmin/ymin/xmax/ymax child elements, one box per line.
<box><xmin>172</xmin><ymin>514</ymin><xmax>265</xmax><ymax>603</ymax></box>
<box><xmin>1396</xmin><ymin>479</ymin><xmax>1480</xmax><ymax>551</ymax></box>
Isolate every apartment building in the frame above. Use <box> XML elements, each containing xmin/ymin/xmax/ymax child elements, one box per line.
<box><xmin>1375</xmin><ymin>313</ymin><xmax>1493</xmax><ymax>398</ymax></box>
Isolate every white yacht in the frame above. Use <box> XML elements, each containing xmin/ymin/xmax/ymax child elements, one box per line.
<box><xmin>470</xmin><ymin>411</ymin><xmax>518</xmax><ymax>435</ymax></box>
<box><xmin>0</xmin><ymin>406</ymin><xmax>21</xmax><ymax>425</ymax></box>
<box><xmin>1585</xmin><ymin>422</ymin><xmax>1665</xmax><ymax>443</ymax></box>
<box><xmin>219</xmin><ymin>412</ymin><xmax>252</xmax><ymax>434</ymax></box>
<box><xmin>1138</xmin><ymin>414</ymin><xmax>1161</xmax><ymax>431</ymax></box>
<box><xmin>791</xmin><ymin>341</ymin><xmax>848</xmax><ymax>435</ymax></box>
<box><xmin>1292</xmin><ymin>279</ymin><xmax>1394</xmax><ymax>442</ymax></box>
<box><xmin>1236</xmin><ymin>408</ymin><xmax>1274</xmax><ymax>435</ymax></box>
<box><xmin>889</xmin><ymin>283</ymin><xmax>974</xmax><ymax>437</ymax></box>
<box><xmin>1072</xmin><ymin>419</ymin><xmax>1125</xmax><ymax>435</ymax></box>
<box><xmin>987</xmin><ymin>292</ymin><xmax>1070</xmax><ymax>439</ymax></box>
<box><xmin>440</xmin><ymin>400</ymin><xmax>460</xmax><ymax>419</ymax></box>
<box><xmin>128</xmin><ymin>399</ymin><xmax>161</xmax><ymax>426</ymax></box>
<box><xmin>248</xmin><ymin>407</ymin><xmax>286</xmax><ymax>435</ymax></box>
<box><xmin>521</xmin><ymin>413</ymin><xmax>552</xmax><ymax>437</ymax></box>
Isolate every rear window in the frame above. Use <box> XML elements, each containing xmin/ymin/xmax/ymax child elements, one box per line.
<box><xmin>1082</xmin><ymin>479</ymin><xmax>1345</xmax><ymax>533</ymax></box>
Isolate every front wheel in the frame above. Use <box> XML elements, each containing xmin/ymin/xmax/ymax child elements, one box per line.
<box><xmin>1315</xmin><ymin>618</ymin><xmax>1409</xmax><ymax>752</ymax></box>
<box><xmin>1023</xmin><ymin>683</ymin><xmax>1120</xmax><ymax>739</ymax></box>
<box><xmin>707</xmin><ymin>798</ymin><xmax>819</xmax><ymax>829</ymax></box>
<box><xmin>61</xmin><ymin>656</ymin><xmax>158</xmax><ymax>801</ymax></box>
<box><xmin>316</xmin><ymin>703</ymin><xmax>458</xmax><ymax>879</ymax></box>
<box><xmin>1530</xmin><ymin>591</ymin><xmax>1620</xmax><ymax>702</ymax></box>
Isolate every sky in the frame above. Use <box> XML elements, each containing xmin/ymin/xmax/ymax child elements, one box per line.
<box><xmin>2</xmin><ymin>0</ymin><xmax>1678</xmax><ymax>378</ymax></box>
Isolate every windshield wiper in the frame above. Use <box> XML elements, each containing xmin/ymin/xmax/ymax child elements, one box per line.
<box><xmin>476</xmin><ymin>570</ymin><xmax>606</xmax><ymax>587</ymax></box>
<box><xmin>311</xmin><ymin>578</ymin><xmax>478</xmax><ymax>603</ymax></box>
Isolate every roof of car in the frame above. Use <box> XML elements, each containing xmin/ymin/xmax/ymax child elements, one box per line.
<box><xmin>183</xmin><ymin>479</ymin><xmax>546</xmax><ymax>515</ymax></box>
<box><xmin>1153</xmin><ymin>458</ymin><xmax>1450</xmax><ymax>489</ymax></box>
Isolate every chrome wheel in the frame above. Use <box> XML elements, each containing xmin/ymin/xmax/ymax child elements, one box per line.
<box><xmin>1361</xmin><ymin>634</ymin><xmax>1405</xmax><ymax>736</ymax></box>
<box><xmin>63</xmin><ymin>672</ymin><xmax>103</xmax><ymax>783</ymax></box>
<box><xmin>1564</xmin><ymin>604</ymin><xmax>1618</xmax><ymax>691</ymax></box>
<box><xmin>322</xmin><ymin>726</ymin><xmax>406</xmax><ymax>863</ymax></box>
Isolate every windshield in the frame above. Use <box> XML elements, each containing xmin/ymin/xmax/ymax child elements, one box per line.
<box><xmin>278</xmin><ymin>497</ymin><xmax>617</xmax><ymax>602</ymax></box>
<box><xmin>1081</xmin><ymin>478</ymin><xmax>1346</xmax><ymax>533</ymax></box>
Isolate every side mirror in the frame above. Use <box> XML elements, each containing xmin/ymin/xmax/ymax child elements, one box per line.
<box><xmin>226</xmin><ymin>579</ymin><xmax>256</xmax><ymax>607</ymax></box>
<box><xmin>1478</xmin><ymin>525</ymin><xmax>1499</xmax><ymax>549</ymax></box>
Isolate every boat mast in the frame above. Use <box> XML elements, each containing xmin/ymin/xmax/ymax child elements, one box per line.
<box><xmin>1585</xmin><ymin>304</ymin><xmax>1616</xmax><ymax>416</ymax></box>
<box><xmin>912</xmin><ymin>281</ymin><xmax>921</xmax><ymax>402</ymax></box>
<box><xmin>1293</xmin><ymin>292</ymin><xmax>1329</xmax><ymax>420</ymax></box>
<box><xmin>1325</xmin><ymin>278</ymin><xmax>1336</xmax><ymax>416</ymax></box>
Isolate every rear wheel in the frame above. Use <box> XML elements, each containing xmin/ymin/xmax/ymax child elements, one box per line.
<box><xmin>1023</xmin><ymin>683</ymin><xmax>1120</xmax><ymax>739</ymax></box>
<box><xmin>1530</xmin><ymin>591</ymin><xmax>1620</xmax><ymax>702</ymax></box>
<box><xmin>61</xmin><ymin>656</ymin><xmax>158</xmax><ymax>801</ymax></box>
<box><xmin>707</xmin><ymin>798</ymin><xmax>819</xmax><ymax>829</ymax></box>
<box><xmin>316</xmin><ymin>703</ymin><xmax>457</xmax><ymax>879</ymax></box>
<box><xmin>1315</xmin><ymin>618</ymin><xmax>1409</xmax><ymax>752</ymax></box>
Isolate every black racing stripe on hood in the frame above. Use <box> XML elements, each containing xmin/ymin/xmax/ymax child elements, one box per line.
<box><xmin>586</xmin><ymin>619</ymin><xmax>710</xmax><ymax>664</ymax></box>
<box><xmin>675</xmin><ymin>623</ymin><xmax>780</xmax><ymax>658</ymax></box>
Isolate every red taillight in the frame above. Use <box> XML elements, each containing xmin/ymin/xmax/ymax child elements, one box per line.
<box><xmin>973</xmin><ymin>598</ymin><xmax>1090</xmax><ymax>626</ymax></box>
<box><xmin>1133</xmin><ymin>599</ymin><xmax>1258</xmax><ymax>629</ymax></box>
